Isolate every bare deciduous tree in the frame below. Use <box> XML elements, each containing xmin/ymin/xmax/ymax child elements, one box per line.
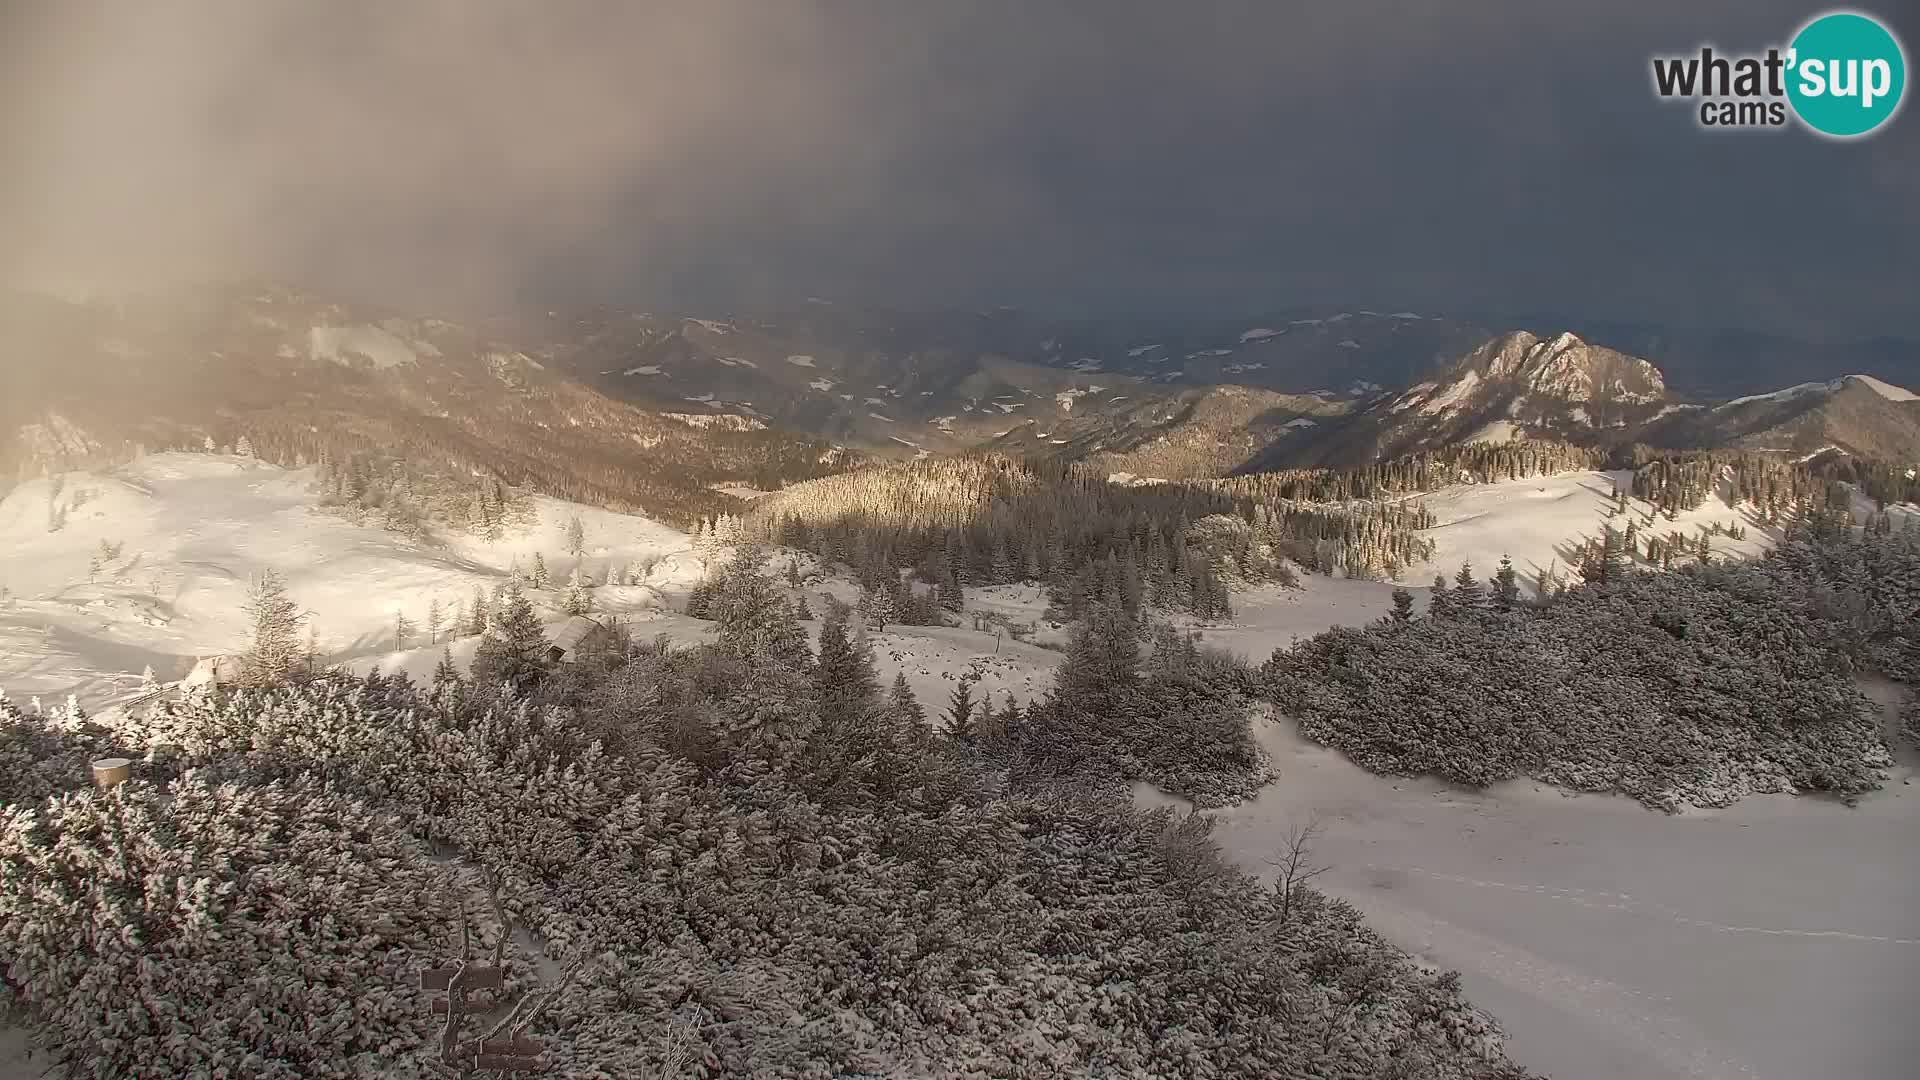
<box><xmin>1265</xmin><ymin>815</ymin><xmax>1330</xmax><ymax>924</ymax></box>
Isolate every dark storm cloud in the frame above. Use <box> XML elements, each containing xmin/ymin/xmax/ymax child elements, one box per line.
<box><xmin>2</xmin><ymin>0</ymin><xmax>1913</xmax><ymax>336</ymax></box>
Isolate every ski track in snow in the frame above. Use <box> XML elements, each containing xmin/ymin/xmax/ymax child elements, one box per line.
<box><xmin>1345</xmin><ymin>888</ymin><xmax>1759</xmax><ymax>1080</ymax></box>
<box><xmin>1366</xmin><ymin>864</ymin><xmax>1920</xmax><ymax>947</ymax></box>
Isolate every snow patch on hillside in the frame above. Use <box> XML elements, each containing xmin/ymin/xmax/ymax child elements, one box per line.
<box><xmin>308</xmin><ymin>324</ymin><xmax>419</xmax><ymax>369</ymax></box>
<box><xmin>0</xmin><ymin>454</ymin><xmax>694</xmax><ymax>711</ymax></box>
<box><xmin>1239</xmin><ymin>328</ymin><xmax>1281</xmax><ymax>343</ymax></box>
<box><xmin>785</xmin><ymin>354</ymin><xmax>817</xmax><ymax>368</ymax></box>
<box><xmin>663</xmin><ymin>413</ymin><xmax>766</xmax><ymax>432</ymax></box>
<box><xmin>1418</xmin><ymin>370</ymin><xmax>1482</xmax><ymax>415</ymax></box>
<box><xmin>1395</xmin><ymin>469</ymin><xmax>1776</xmax><ymax>596</ymax></box>
<box><xmin>1467</xmin><ymin>420</ymin><xmax>1524</xmax><ymax>444</ymax></box>
<box><xmin>1845</xmin><ymin>374</ymin><xmax>1919</xmax><ymax>402</ymax></box>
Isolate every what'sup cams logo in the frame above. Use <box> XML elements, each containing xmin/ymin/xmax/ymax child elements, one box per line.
<box><xmin>1652</xmin><ymin>10</ymin><xmax>1906</xmax><ymax>138</ymax></box>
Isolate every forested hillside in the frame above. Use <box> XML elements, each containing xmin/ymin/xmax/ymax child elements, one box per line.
<box><xmin>0</xmin><ymin>287</ymin><xmax>856</xmax><ymax>529</ymax></box>
<box><xmin>0</xmin><ymin>551</ymin><xmax>1533</xmax><ymax>1079</ymax></box>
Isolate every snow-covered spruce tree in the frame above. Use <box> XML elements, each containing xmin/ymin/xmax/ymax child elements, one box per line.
<box><xmin>531</xmin><ymin>553</ymin><xmax>553</xmax><ymax>591</ymax></box>
<box><xmin>813</xmin><ymin>599</ymin><xmax>879</xmax><ymax>722</ymax></box>
<box><xmin>1493</xmin><ymin>554</ymin><xmax>1521</xmax><ymax>611</ymax></box>
<box><xmin>1451</xmin><ymin>560</ymin><xmax>1485</xmax><ymax>612</ymax></box>
<box><xmin>241</xmin><ymin>568</ymin><xmax>305</xmax><ymax>687</ymax></box>
<box><xmin>704</xmin><ymin>549</ymin><xmax>811</xmax><ymax>673</ymax></box>
<box><xmin>887</xmin><ymin>672</ymin><xmax>926</xmax><ymax>730</ymax></box>
<box><xmin>1388</xmin><ymin>586</ymin><xmax>1415</xmax><ymax>623</ymax></box>
<box><xmin>564</xmin><ymin>513</ymin><xmax>587</xmax><ymax>561</ymax></box>
<box><xmin>471</xmin><ymin>579</ymin><xmax>551</xmax><ymax>691</ymax></box>
<box><xmin>561</xmin><ymin>567</ymin><xmax>593</xmax><ymax>617</ymax></box>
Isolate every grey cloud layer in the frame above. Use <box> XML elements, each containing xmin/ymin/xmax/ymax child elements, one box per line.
<box><xmin>3</xmin><ymin>0</ymin><xmax>1913</xmax><ymax>335</ymax></box>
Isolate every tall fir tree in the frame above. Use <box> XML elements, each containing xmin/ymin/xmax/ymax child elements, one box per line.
<box><xmin>815</xmin><ymin>600</ymin><xmax>881</xmax><ymax>721</ymax></box>
<box><xmin>1451</xmin><ymin>561</ymin><xmax>1485</xmax><ymax>611</ymax></box>
<box><xmin>564</xmin><ymin>513</ymin><xmax>587</xmax><ymax>561</ymax></box>
<box><xmin>887</xmin><ymin>672</ymin><xmax>927</xmax><ymax>730</ymax></box>
<box><xmin>1428</xmin><ymin>573</ymin><xmax>1453</xmax><ymax>619</ymax></box>
<box><xmin>1492</xmin><ymin>555</ymin><xmax>1521</xmax><ymax>611</ymax></box>
<box><xmin>1389</xmin><ymin>586</ymin><xmax>1415</xmax><ymax>622</ymax></box>
<box><xmin>241</xmin><ymin>569</ymin><xmax>305</xmax><ymax>687</ymax></box>
<box><xmin>943</xmin><ymin>677</ymin><xmax>978</xmax><ymax>744</ymax></box>
<box><xmin>561</xmin><ymin>566</ymin><xmax>593</xmax><ymax>616</ymax></box>
<box><xmin>470</xmin><ymin>579</ymin><xmax>550</xmax><ymax>689</ymax></box>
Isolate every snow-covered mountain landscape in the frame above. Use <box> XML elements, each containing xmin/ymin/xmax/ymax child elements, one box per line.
<box><xmin>7</xmin><ymin>5</ymin><xmax>1920</xmax><ymax>1078</ymax></box>
<box><xmin>3</xmin><ymin>421</ymin><xmax>1918</xmax><ymax>1080</ymax></box>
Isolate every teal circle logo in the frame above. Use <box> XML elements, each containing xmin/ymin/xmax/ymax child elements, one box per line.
<box><xmin>1786</xmin><ymin>11</ymin><xmax>1906</xmax><ymax>137</ymax></box>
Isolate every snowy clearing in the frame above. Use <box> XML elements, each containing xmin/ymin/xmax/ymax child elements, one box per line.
<box><xmin>0</xmin><ymin>454</ymin><xmax>695</xmax><ymax>711</ymax></box>
<box><xmin>1135</xmin><ymin>685</ymin><xmax>1920</xmax><ymax>1080</ymax></box>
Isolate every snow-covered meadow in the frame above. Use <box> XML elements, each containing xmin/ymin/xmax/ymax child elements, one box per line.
<box><xmin>0</xmin><ymin>453</ymin><xmax>700</xmax><ymax>710</ymax></box>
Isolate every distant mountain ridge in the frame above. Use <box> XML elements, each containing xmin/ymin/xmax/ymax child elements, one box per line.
<box><xmin>7</xmin><ymin>285</ymin><xmax>1917</xmax><ymax>504</ymax></box>
<box><xmin>0</xmin><ymin>286</ymin><xmax>851</xmax><ymax>523</ymax></box>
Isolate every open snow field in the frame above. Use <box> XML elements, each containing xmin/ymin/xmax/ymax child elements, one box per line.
<box><xmin>1137</xmin><ymin>680</ymin><xmax>1920</xmax><ymax>1080</ymax></box>
<box><xmin>0</xmin><ymin>453</ymin><xmax>701</xmax><ymax>710</ymax></box>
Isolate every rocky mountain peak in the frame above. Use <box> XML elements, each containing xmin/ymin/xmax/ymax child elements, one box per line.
<box><xmin>1460</xmin><ymin>330</ymin><xmax>1666</xmax><ymax>404</ymax></box>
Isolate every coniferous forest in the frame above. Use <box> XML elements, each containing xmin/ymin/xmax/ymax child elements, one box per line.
<box><xmin>0</xmin><ymin>550</ymin><xmax>1532</xmax><ymax>1079</ymax></box>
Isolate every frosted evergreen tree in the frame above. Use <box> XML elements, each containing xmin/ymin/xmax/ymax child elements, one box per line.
<box><xmin>1428</xmin><ymin>573</ymin><xmax>1453</xmax><ymax>619</ymax></box>
<box><xmin>470</xmin><ymin>579</ymin><xmax>550</xmax><ymax>689</ymax></box>
<box><xmin>427</xmin><ymin>597</ymin><xmax>444</xmax><ymax>644</ymax></box>
<box><xmin>1057</xmin><ymin>602</ymin><xmax>1139</xmax><ymax>698</ymax></box>
<box><xmin>887</xmin><ymin>672</ymin><xmax>926</xmax><ymax>729</ymax></box>
<box><xmin>432</xmin><ymin>647</ymin><xmax>460</xmax><ymax>688</ymax></box>
<box><xmin>706</xmin><ymin>550</ymin><xmax>811</xmax><ymax>671</ymax></box>
<box><xmin>815</xmin><ymin>600</ymin><xmax>880</xmax><ymax>720</ymax></box>
<box><xmin>394</xmin><ymin>610</ymin><xmax>416</xmax><ymax>649</ymax></box>
<box><xmin>531</xmin><ymin>552</ymin><xmax>552</xmax><ymax>590</ymax></box>
<box><xmin>561</xmin><ymin>566</ymin><xmax>593</xmax><ymax>616</ymax></box>
<box><xmin>469</xmin><ymin>586</ymin><xmax>491</xmax><ymax>635</ymax></box>
<box><xmin>241</xmin><ymin>569</ymin><xmax>305</xmax><ymax>687</ymax></box>
<box><xmin>1602</xmin><ymin>526</ymin><xmax>1631</xmax><ymax>581</ymax></box>
<box><xmin>140</xmin><ymin>664</ymin><xmax>157</xmax><ymax>690</ymax></box>
<box><xmin>944</xmin><ymin>677</ymin><xmax>978</xmax><ymax>744</ymax></box>
<box><xmin>1389</xmin><ymin>587</ymin><xmax>1415</xmax><ymax>622</ymax></box>
<box><xmin>794</xmin><ymin>595</ymin><xmax>814</xmax><ymax>621</ymax></box>
<box><xmin>235</xmin><ymin>434</ymin><xmax>256</xmax><ymax>458</ymax></box>
<box><xmin>860</xmin><ymin>583</ymin><xmax>894</xmax><ymax>631</ymax></box>
<box><xmin>1451</xmin><ymin>561</ymin><xmax>1485</xmax><ymax>611</ymax></box>
<box><xmin>565</xmin><ymin>513</ymin><xmax>587</xmax><ymax>561</ymax></box>
<box><xmin>1493</xmin><ymin>555</ymin><xmax>1521</xmax><ymax>611</ymax></box>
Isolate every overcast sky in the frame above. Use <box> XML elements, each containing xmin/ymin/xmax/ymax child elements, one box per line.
<box><xmin>2</xmin><ymin>1</ymin><xmax>1914</xmax><ymax>337</ymax></box>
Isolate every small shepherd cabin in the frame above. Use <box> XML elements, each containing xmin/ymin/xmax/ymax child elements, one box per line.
<box><xmin>182</xmin><ymin>654</ymin><xmax>244</xmax><ymax>688</ymax></box>
<box><xmin>546</xmin><ymin>616</ymin><xmax>613</xmax><ymax>664</ymax></box>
